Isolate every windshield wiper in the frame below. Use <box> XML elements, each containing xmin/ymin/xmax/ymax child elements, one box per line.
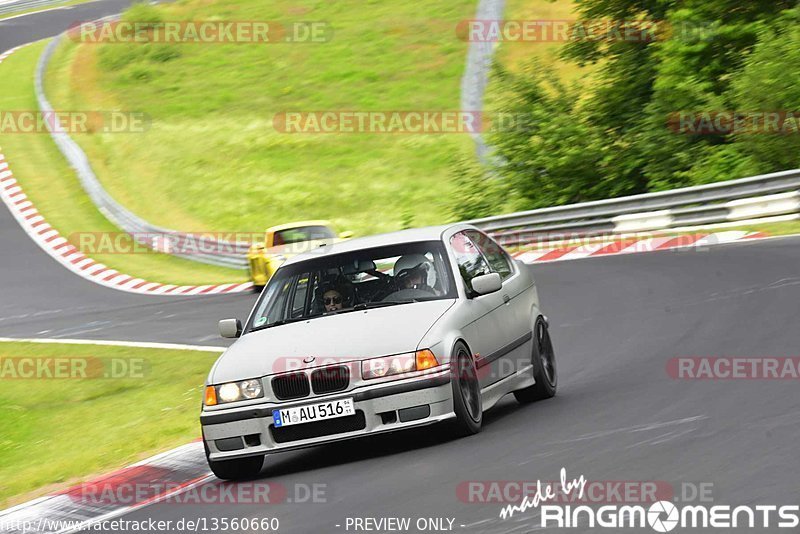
<box><xmin>354</xmin><ymin>300</ymin><xmax>416</xmax><ymax>310</ymax></box>
<box><xmin>329</xmin><ymin>300</ymin><xmax>417</xmax><ymax>315</ymax></box>
<box><xmin>249</xmin><ymin>316</ymin><xmax>306</xmax><ymax>332</ymax></box>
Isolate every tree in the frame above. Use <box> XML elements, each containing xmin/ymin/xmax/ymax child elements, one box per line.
<box><xmin>488</xmin><ymin>63</ymin><xmax>612</xmax><ymax>208</ymax></box>
<box><xmin>729</xmin><ymin>7</ymin><xmax>800</xmax><ymax>173</ymax></box>
<box><xmin>482</xmin><ymin>0</ymin><xmax>800</xmax><ymax>212</ymax></box>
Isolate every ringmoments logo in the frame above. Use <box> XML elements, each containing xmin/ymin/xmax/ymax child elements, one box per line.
<box><xmin>648</xmin><ymin>501</ymin><xmax>679</xmax><ymax>532</ymax></box>
<box><xmin>499</xmin><ymin>468</ymin><xmax>800</xmax><ymax>531</ymax></box>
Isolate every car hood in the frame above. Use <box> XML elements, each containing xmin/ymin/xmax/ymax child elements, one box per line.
<box><xmin>210</xmin><ymin>299</ymin><xmax>456</xmax><ymax>383</ymax></box>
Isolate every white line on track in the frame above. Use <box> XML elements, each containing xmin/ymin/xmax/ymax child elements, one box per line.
<box><xmin>0</xmin><ymin>337</ymin><xmax>226</xmax><ymax>351</ymax></box>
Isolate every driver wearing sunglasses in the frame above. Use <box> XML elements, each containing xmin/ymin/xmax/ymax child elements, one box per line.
<box><xmin>322</xmin><ymin>288</ymin><xmax>344</xmax><ymax>312</ymax></box>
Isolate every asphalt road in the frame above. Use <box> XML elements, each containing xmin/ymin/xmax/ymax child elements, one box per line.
<box><xmin>0</xmin><ymin>0</ymin><xmax>131</xmax><ymax>50</ymax></box>
<box><xmin>91</xmin><ymin>236</ymin><xmax>800</xmax><ymax>533</ymax></box>
<box><xmin>0</xmin><ymin>191</ymin><xmax>255</xmax><ymax>345</ymax></box>
<box><xmin>0</xmin><ymin>193</ymin><xmax>254</xmax><ymax>343</ymax></box>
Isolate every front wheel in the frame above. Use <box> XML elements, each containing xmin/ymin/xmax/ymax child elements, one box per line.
<box><xmin>204</xmin><ymin>442</ymin><xmax>264</xmax><ymax>480</ymax></box>
<box><xmin>514</xmin><ymin>317</ymin><xmax>557</xmax><ymax>403</ymax></box>
<box><xmin>450</xmin><ymin>342</ymin><xmax>482</xmax><ymax>436</ymax></box>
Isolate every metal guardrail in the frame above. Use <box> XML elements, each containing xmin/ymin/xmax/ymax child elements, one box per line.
<box><xmin>0</xmin><ymin>0</ymin><xmax>68</xmax><ymax>15</ymax></box>
<box><xmin>36</xmin><ymin>34</ymin><xmax>249</xmax><ymax>269</ymax></box>
<box><xmin>460</xmin><ymin>0</ymin><xmax>505</xmax><ymax>162</ymax></box>
<box><xmin>469</xmin><ymin>170</ymin><xmax>800</xmax><ymax>241</ymax></box>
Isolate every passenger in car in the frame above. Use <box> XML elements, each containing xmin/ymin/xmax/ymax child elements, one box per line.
<box><xmin>394</xmin><ymin>254</ymin><xmax>436</xmax><ymax>293</ymax></box>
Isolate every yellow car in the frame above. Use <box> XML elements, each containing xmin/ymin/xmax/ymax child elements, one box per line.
<box><xmin>247</xmin><ymin>221</ymin><xmax>353</xmax><ymax>290</ymax></box>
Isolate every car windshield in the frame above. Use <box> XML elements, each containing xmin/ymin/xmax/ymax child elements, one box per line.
<box><xmin>247</xmin><ymin>241</ymin><xmax>456</xmax><ymax>332</ymax></box>
<box><xmin>273</xmin><ymin>225</ymin><xmax>336</xmax><ymax>245</ymax></box>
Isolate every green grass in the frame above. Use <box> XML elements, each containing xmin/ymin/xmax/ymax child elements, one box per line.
<box><xmin>491</xmin><ymin>0</ymin><xmax>587</xmax><ymax>83</ymax></box>
<box><xmin>0</xmin><ymin>42</ymin><xmax>246</xmax><ymax>286</ymax></box>
<box><xmin>0</xmin><ymin>341</ymin><xmax>221</xmax><ymax>507</ymax></box>
<box><xmin>45</xmin><ymin>0</ymin><xmax>477</xmax><ymax>237</ymax></box>
<box><xmin>709</xmin><ymin>219</ymin><xmax>800</xmax><ymax>237</ymax></box>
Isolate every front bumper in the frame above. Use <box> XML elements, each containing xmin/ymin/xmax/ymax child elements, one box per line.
<box><xmin>201</xmin><ymin>367</ymin><xmax>454</xmax><ymax>461</ymax></box>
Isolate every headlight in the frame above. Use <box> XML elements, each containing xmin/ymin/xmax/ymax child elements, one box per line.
<box><xmin>240</xmin><ymin>379</ymin><xmax>262</xmax><ymax>399</ymax></box>
<box><xmin>361</xmin><ymin>350</ymin><xmax>439</xmax><ymax>380</ymax></box>
<box><xmin>218</xmin><ymin>383</ymin><xmax>240</xmax><ymax>402</ymax></box>
<box><xmin>204</xmin><ymin>379</ymin><xmax>264</xmax><ymax>405</ymax></box>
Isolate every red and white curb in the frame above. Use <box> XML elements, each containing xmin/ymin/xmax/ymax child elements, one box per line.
<box><xmin>0</xmin><ymin>151</ymin><xmax>252</xmax><ymax>295</ymax></box>
<box><xmin>509</xmin><ymin>230</ymin><xmax>768</xmax><ymax>264</ymax></box>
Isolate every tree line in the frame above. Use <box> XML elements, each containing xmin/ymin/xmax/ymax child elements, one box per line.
<box><xmin>453</xmin><ymin>0</ymin><xmax>800</xmax><ymax>219</ymax></box>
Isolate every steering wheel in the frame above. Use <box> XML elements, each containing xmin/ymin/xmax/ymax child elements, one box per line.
<box><xmin>381</xmin><ymin>287</ymin><xmax>436</xmax><ymax>302</ymax></box>
<box><xmin>363</xmin><ymin>269</ymin><xmax>398</xmax><ymax>302</ymax></box>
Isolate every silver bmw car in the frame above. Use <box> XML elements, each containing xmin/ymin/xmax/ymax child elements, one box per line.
<box><xmin>201</xmin><ymin>223</ymin><xmax>557</xmax><ymax>479</ymax></box>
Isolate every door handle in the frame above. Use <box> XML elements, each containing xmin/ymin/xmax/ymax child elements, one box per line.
<box><xmin>503</xmin><ymin>294</ymin><xmax>510</xmax><ymax>304</ymax></box>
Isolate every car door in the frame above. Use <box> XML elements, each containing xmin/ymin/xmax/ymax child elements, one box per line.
<box><xmin>449</xmin><ymin>231</ymin><xmax>515</xmax><ymax>388</ymax></box>
<box><xmin>466</xmin><ymin>230</ymin><xmax>535</xmax><ymax>374</ymax></box>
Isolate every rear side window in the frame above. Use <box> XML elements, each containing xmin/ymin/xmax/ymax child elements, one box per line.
<box><xmin>450</xmin><ymin>232</ymin><xmax>491</xmax><ymax>293</ymax></box>
<box><xmin>467</xmin><ymin>230</ymin><xmax>513</xmax><ymax>280</ymax></box>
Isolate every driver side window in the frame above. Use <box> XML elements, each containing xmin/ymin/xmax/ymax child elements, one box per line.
<box><xmin>450</xmin><ymin>232</ymin><xmax>491</xmax><ymax>294</ymax></box>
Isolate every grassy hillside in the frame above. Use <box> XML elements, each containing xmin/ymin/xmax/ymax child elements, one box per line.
<box><xmin>46</xmin><ymin>0</ymin><xmax>478</xmax><ymax>236</ymax></box>
<box><xmin>0</xmin><ymin>42</ymin><xmax>245</xmax><ymax>285</ymax></box>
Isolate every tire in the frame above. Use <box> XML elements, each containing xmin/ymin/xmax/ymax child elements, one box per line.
<box><xmin>514</xmin><ymin>316</ymin><xmax>557</xmax><ymax>404</ymax></box>
<box><xmin>449</xmin><ymin>341</ymin><xmax>482</xmax><ymax>436</ymax></box>
<box><xmin>204</xmin><ymin>441</ymin><xmax>264</xmax><ymax>480</ymax></box>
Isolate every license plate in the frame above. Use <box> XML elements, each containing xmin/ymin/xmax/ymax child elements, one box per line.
<box><xmin>272</xmin><ymin>398</ymin><xmax>355</xmax><ymax>428</ymax></box>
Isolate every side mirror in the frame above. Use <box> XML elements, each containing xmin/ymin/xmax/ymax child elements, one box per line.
<box><xmin>218</xmin><ymin>318</ymin><xmax>242</xmax><ymax>339</ymax></box>
<box><xmin>339</xmin><ymin>231</ymin><xmax>354</xmax><ymax>239</ymax></box>
<box><xmin>471</xmin><ymin>272</ymin><xmax>502</xmax><ymax>296</ymax></box>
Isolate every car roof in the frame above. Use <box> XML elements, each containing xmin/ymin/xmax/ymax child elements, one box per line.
<box><xmin>282</xmin><ymin>223</ymin><xmax>474</xmax><ymax>266</ymax></box>
<box><xmin>266</xmin><ymin>220</ymin><xmax>332</xmax><ymax>233</ymax></box>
